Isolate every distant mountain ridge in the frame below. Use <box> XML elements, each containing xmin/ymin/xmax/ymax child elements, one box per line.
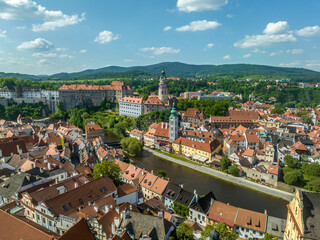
<box><xmin>1</xmin><ymin>62</ymin><xmax>320</xmax><ymax>81</ymax></box>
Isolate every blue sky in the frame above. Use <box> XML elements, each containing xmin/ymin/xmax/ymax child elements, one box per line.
<box><xmin>0</xmin><ymin>0</ymin><xmax>320</xmax><ymax>75</ymax></box>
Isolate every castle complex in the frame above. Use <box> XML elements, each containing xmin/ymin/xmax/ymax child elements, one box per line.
<box><xmin>119</xmin><ymin>68</ymin><xmax>176</xmax><ymax>118</ymax></box>
<box><xmin>59</xmin><ymin>81</ymin><xmax>133</xmax><ymax>110</ymax></box>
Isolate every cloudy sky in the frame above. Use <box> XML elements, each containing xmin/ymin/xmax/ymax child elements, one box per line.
<box><xmin>0</xmin><ymin>0</ymin><xmax>320</xmax><ymax>75</ymax></box>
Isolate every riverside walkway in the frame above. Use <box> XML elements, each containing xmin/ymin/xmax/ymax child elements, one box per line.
<box><xmin>144</xmin><ymin>147</ymin><xmax>293</xmax><ymax>202</ymax></box>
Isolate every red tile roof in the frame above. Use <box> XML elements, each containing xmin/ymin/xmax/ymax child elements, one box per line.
<box><xmin>174</xmin><ymin>137</ymin><xmax>221</xmax><ymax>153</ymax></box>
<box><xmin>0</xmin><ymin>210</ymin><xmax>54</xmax><ymax>240</ymax></box>
<box><xmin>207</xmin><ymin>201</ymin><xmax>238</xmax><ymax>227</ymax></box>
<box><xmin>58</xmin><ymin>218</ymin><xmax>95</xmax><ymax>240</ymax></box>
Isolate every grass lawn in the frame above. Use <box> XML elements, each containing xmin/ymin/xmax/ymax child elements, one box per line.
<box><xmin>153</xmin><ymin>149</ymin><xmax>202</xmax><ymax>166</ymax></box>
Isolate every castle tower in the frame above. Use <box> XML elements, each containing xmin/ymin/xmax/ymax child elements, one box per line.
<box><xmin>158</xmin><ymin>68</ymin><xmax>169</xmax><ymax>104</ymax></box>
<box><xmin>169</xmin><ymin>102</ymin><xmax>179</xmax><ymax>142</ymax></box>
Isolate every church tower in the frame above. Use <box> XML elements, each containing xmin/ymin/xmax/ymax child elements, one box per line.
<box><xmin>158</xmin><ymin>68</ymin><xmax>169</xmax><ymax>104</ymax></box>
<box><xmin>169</xmin><ymin>102</ymin><xmax>179</xmax><ymax>142</ymax></box>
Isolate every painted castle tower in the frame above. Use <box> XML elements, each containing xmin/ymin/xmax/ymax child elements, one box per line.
<box><xmin>158</xmin><ymin>68</ymin><xmax>169</xmax><ymax>104</ymax></box>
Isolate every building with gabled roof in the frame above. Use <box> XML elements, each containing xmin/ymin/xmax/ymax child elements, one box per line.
<box><xmin>0</xmin><ymin>209</ymin><xmax>55</xmax><ymax>240</ymax></box>
<box><xmin>189</xmin><ymin>191</ymin><xmax>216</xmax><ymax>227</ymax></box>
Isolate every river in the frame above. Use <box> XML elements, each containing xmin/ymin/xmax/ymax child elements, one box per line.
<box><xmin>105</xmin><ymin>132</ymin><xmax>288</xmax><ymax>219</ymax></box>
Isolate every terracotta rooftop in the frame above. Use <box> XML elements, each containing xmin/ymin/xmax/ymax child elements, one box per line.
<box><xmin>207</xmin><ymin>201</ymin><xmax>238</xmax><ymax>227</ymax></box>
<box><xmin>0</xmin><ymin>210</ymin><xmax>54</xmax><ymax>240</ymax></box>
<box><xmin>174</xmin><ymin>137</ymin><xmax>221</xmax><ymax>153</ymax></box>
<box><xmin>120</xmin><ymin>96</ymin><xmax>143</xmax><ymax>104</ymax></box>
<box><xmin>235</xmin><ymin>207</ymin><xmax>267</xmax><ymax>232</ymax></box>
<box><xmin>58</xmin><ymin>218</ymin><xmax>95</xmax><ymax>240</ymax></box>
<box><xmin>43</xmin><ymin>176</ymin><xmax>116</xmax><ymax>216</ymax></box>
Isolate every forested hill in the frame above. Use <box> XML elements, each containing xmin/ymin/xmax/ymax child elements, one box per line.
<box><xmin>0</xmin><ymin>62</ymin><xmax>319</xmax><ymax>81</ymax></box>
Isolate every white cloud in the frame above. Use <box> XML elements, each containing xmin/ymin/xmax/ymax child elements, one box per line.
<box><xmin>17</xmin><ymin>38</ymin><xmax>54</xmax><ymax>51</ymax></box>
<box><xmin>140</xmin><ymin>47</ymin><xmax>180</xmax><ymax>55</ymax></box>
<box><xmin>270</xmin><ymin>52</ymin><xmax>277</xmax><ymax>56</ymax></box>
<box><xmin>37</xmin><ymin>59</ymin><xmax>49</xmax><ymax>64</ymax></box>
<box><xmin>207</xmin><ymin>43</ymin><xmax>214</xmax><ymax>48</ymax></box>
<box><xmin>279</xmin><ymin>60</ymin><xmax>300</xmax><ymax>67</ymax></box>
<box><xmin>243</xmin><ymin>53</ymin><xmax>251</xmax><ymax>58</ymax></box>
<box><xmin>0</xmin><ymin>0</ymin><xmax>85</xmax><ymax>31</ymax></box>
<box><xmin>305</xmin><ymin>63</ymin><xmax>320</xmax><ymax>68</ymax></box>
<box><xmin>263</xmin><ymin>21</ymin><xmax>289</xmax><ymax>35</ymax></box>
<box><xmin>223</xmin><ymin>55</ymin><xmax>231</xmax><ymax>60</ymax></box>
<box><xmin>226</xmin><ymin>14</ymin><xmax>232</xmax><ymax>18</ymax></box>
<box><xmin>164</xmin><ymin>26</ymin><xmax>172</xmax><ymax>31</ymax></box>
<box><xmin>123</xmin><ymin>59</ymin><xmax>133</xmax><ymax>62</ymax></box>
<box><xmin>32</xmin><ymin>13</ymin><xmax>85</xmax><ymax>32</ymax></box>
<box><xmin>59</xmin><ymin>54</ymin><xmax>74</xmax><ymax>59</ymax></box>
<box><xmin>0</xmin><ymin>30</ymin><xmax>6</xmax><ymax>38</ymax></box>
<box><xmin>296</xmin><ymin>25</ymin><xmax>320</xmax><ymax>37</ymax></box>
<box><xmin>94</xmin><ymin>30</ymin><xmax>119</xmax><ymax>44</ymax></box>
<box><xmin>16</xmin><ymin>26</ymin><xmax>26</xmax><ymax>30</ymax></box>
<box><xmin>176</xmin><ymin>20</ymin><xmax>221</xmax><ymax>32</ymax></box>
<box><xmin>32</xmin><ymin>53</ymin><xmax>57</xmax><ymax>58</ymax></box>
<box><xmin>177</xmin><ymin>0</ymin><xmax>228</xmax><ymax>12</ymax></box>
<box><xmin>56</xmin><ymin>48</ymin><xmax>67</xmax><ymax>52</ymax></box>
<box><xmin>286</xmin><ymin>49</ymin><xmax>304</xmax><ymax>54</ymax></box>
<box><xmin>254</xmin><ymin>48</ymin><xmax>267</xmax><ymax>54</ymax></box>
<box><xmin>234</xmin><ymin>34</ymin><xmax>296</xmax><ymax>48</ymax></box>
<box><xmin>80</xmin><ymin>49</ymin><xmax>87</xmax><ymax>53</ymax></box>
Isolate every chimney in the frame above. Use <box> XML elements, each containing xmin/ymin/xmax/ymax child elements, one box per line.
<box><xmin>121</xmin><ymin>210</ymin><xmax>126</xmax><ymax>220</ymax></box>
<box><xmin>180</xmin><ymin>184</ymin><xmax>183</xmax><ymax>189</ymax></box>
<box><xmin>151</xmin><ymin>170</ymin><xmax>154</xmax><ymax>175</ymax></box>
<box><xmin>111</xmin><ymin>222</ymin><xmax>115</xmax><ymax>234</ymax></box>
<box><xmin>210</xmin><ymin>198</ymin><xmax>214</xmax><ymax>206</ymax></box>
<box><xmin>74</xmin><ymin>182</ymin><xmax>78</xmax><ymax>188</ymax></box>
<box><xmin>158</xmin><ymin>211</ymin><xmax>164</xmax><ymax>218</ymax></box>
<box><xmin>115</xmin><ymin>207</ymin><xmax>119</xmax><ymax>214</ymax></box>
<box><xmin>105</xmin><ymin>205</ymin><xmax>110</xmax><ymax>213</ymax></box>
<box><xmin>55</xmin><ymin>178</ymin><xmax>58</xmax><ymax>184</ymax></box>
<box><xmin>48</xmin><ymin>162</ymin><xmax>51</xmax><ymax>170</ymax></box>
<box><xmin>264</xmin><ymin>209</ymin><xmax>268</xmax><ymax>215</ymax></box>
<box><xmin>94</xmin><ymin>204</ymin><xmax>99</xmax><ymax>213</ymax></box>
<box><xmin>114</xmin><ymin>217</ymin><xmax>120</xmax><ymax>227</ymax></box>
<box><xmin>129</xmin><ymin>205</ymin><xmax>132</xmax><ymax>211</ymax></box>
<box><xmin>161</xmin><ymin>122</ymin><xmax>164</xmax><ymax>128</ymax></box>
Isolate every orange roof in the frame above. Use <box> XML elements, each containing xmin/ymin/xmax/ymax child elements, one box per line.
<box><xmin>140</xmin><ymin>172</ymin><xmax>158</xmax><ymax>189</ymax></box>
<box><xmin>268</xmin><ymin>165</ymin><xmax>279</xmax><ymax>175</ymax></box>
<box><xmin>173</xmin><ymin>137</ymin><xmax>221</xmax><ymax>153</ymax></box>
<box><xmin>235</xmin><ymin>208</ymin><xmax>267</xmax><ymax>232</ymax></box>
<box><xmin>207</xmin><ymin>201</ymin><xmax>238</xmax><ymax>227</ymax></box>
<box><xmin>154</xmin><ymin>122</ymin><xmax>170</xmax><ymax>138</ymax></box>
<box><xmin>242</xmin><ymin>149</ymin><xmax>255</xmax><ymax>157</ymax></box>
<box><xmin>85</xmin><ymin>123</ymin><xmax>103</xmax><ymax>132</ymax></box>
<box><xmin>120</xmin><ymin>96</ymin><xmax>143</xmax><ymax>104</ymax></box>
<box><xmin>144</xmin><ymin>96</ymin><xmax>165</xmax><ymax>105</ymax></box>
<box><xmin>59</xmin><ymin>81</ymin><xmax>131</xmax><ymax>91</ymax></box>
<box><xmin>150</xmin><ymin>177</ymin><xmax>168</xmax><ymax>195</ymax></box>
<box><xmin>0</xmin><ymin>210</ymin><xmax>54</xmax><ymax>240</ymax></box>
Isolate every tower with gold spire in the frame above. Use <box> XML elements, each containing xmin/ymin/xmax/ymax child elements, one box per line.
<box><xmin>158</xmin><ymin>68</ymin><xmax>169</xmax><ymax>104</ymax></box>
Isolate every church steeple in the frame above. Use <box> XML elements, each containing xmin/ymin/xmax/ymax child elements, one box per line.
<box><xmin>169</xmin><ymin>102</ymin><xmax>179</xmax><ymax>141</ymax></box>
<box><xmin>158</xmin><ymin>67</ymin><xmax>168</xmax><ymax>104</ymax></box>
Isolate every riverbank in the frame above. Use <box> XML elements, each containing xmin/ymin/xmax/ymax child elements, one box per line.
<box><xmin>144</xmin><ymin>147</ymin><xmax>293</xmax><ymax>202</ymax></box>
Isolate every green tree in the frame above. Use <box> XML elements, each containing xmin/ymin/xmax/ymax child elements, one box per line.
<box><xmin>173</xmin><ymin>202</ymin><xmax>189</xmax><ymax>218</ymax></box>
<box><xmin>306</xmin><ymin>177</ymin><xmax>320</xmax><ymax>192</ymax></box>
<box><xmin>284</xmin><ymin>169</ymin><xmax>304</xmax><ymax>186</ymax></box>
<box><xmin>92</xmin><ymin>160</ymin><xmax>122</xmax><ymax>186</ymax></box>
<box><xmin>284</xmin><ymin>155</ymin><xmax>301</xmax><ymax>169</ymax></box>
<box><xmin>5</xmin><ymin>104</ymin><xmax>20</xmax><ymax>120</ymax></box>
<box><xmin>201</xmin><ymin>222</ymin><xmax>238</xmax><ymax>240</ymax></box>
<box><xmin>16</xmin><ymin>84</ymin><xmax>23</xmax><ymax>97</ymax></box>
<box><xmin>0</xmin><ymin>104</ymin><xmax>5</xmax><ymax>118</ymax></box>
<box><xmin>220</xmin><ymin>157</ymin><xmax>231</xmax><ymax>172</ymax></box>
<box><xmin>261</xmin><ymin>233</ymin><xmax>279</xmax><ymax>240</ymax></box>
<box><xmin>302</xmin><ymin>162</ymin><xmax>320</xmax><ymax>178</ymax></box>
<box><xmin>176</xmin><ymin>223</ymin><xmax>194</xmax><ymax>240</ymax></box>
<box><xmin>227</xmin><ymin>164</ymin><xmax>239</xmax><ymax>176</ymax></box>
<box><xmin>120</xmin><ymin>137</ymin><xmax>143</xmax><ymax>156</ymax></box>
<box><xmin>156</xmin><ymin>170</ymin><xmax>167</xmax><ymax>179</ymax></box>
